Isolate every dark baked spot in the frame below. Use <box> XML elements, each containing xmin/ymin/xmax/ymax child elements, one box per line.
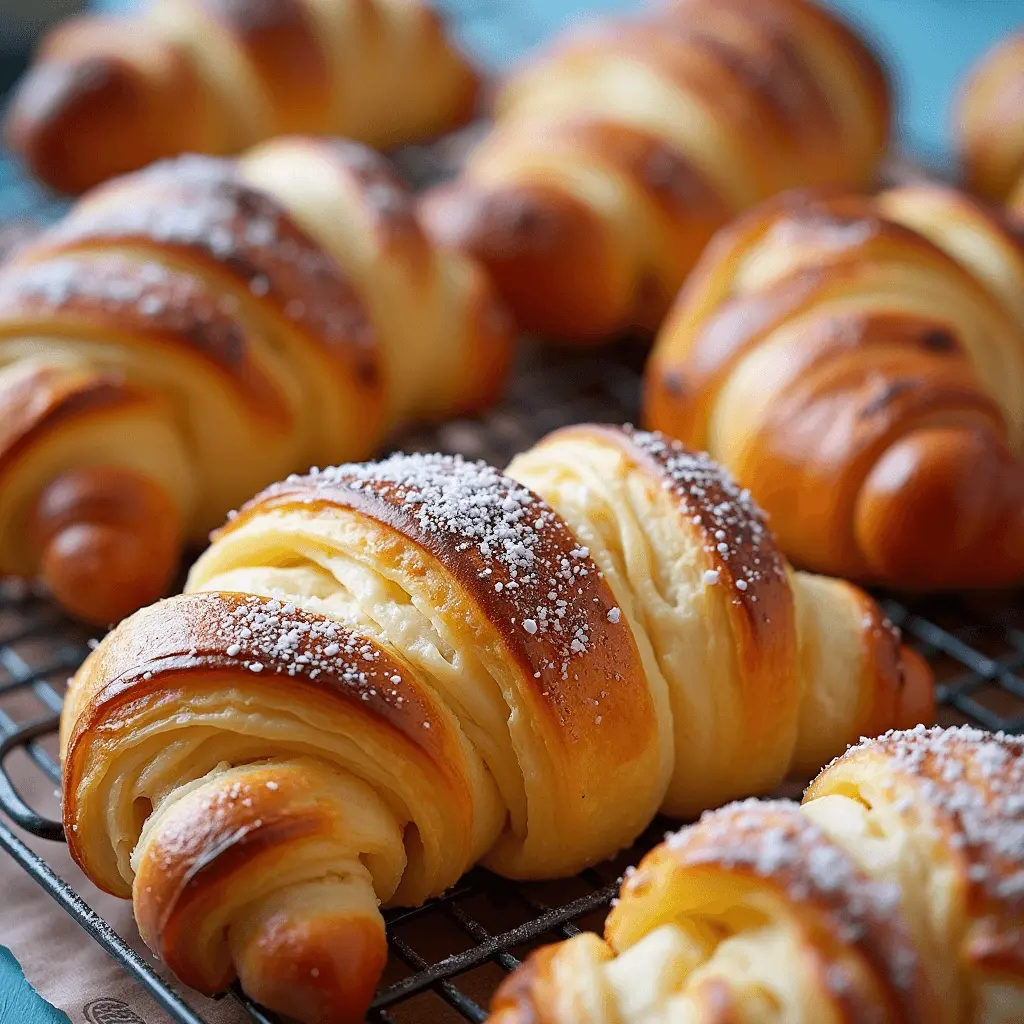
<box><xmin>859</xmin><ymin>379</ymin><xmax>918</xmax><ymax>419</ymax></box>
<box><xmin>922</xmin><ymin>328</ymin><xmax>956</xmax><ymax>352</ymax></box>
<box><xmin>662</xmin><ymin>369</ymin><xmax>688</xmax><ymax>398</ymax></box>
<box><xmin>355</xmin><ymin>358</ymin><xmax>380</xmax><ymax>388</ymax></box>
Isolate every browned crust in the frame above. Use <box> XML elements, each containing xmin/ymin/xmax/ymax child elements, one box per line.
<box><xmin>0</xmin><ymin>254</ymin><xmax>292</xmax><ymax>426</ymax></box>
<box><xmin>535</xmin><ymin>14</ymin><xmax>839</xmax><ymax>186</ymax></box>
<box><xmin>847</xmin><ymin>586</ymin><xmax>930</xmax><ymax>739</ymax></box>
<box><xmin>420</xmin><ymin>177</ymin><xmax>636</xmax><ymax>343</ymax></box>
<box><xmin>63</xmin><ymin>593</ymin><xmax>450</xmax><ymax>777</ymax></box>
<box><xmin>233</xmin><ymin>908</ymin><xmax>386</xmax><ymax>1024</ymax></box>
<box><xmin>61</xmin><ymin>592</ymin><xmax>485</xmax><ymax>889</ymax></box>
<box><xmin>471</xmin><ymin>117</ymin><xmax>731</xmax><ymax>330</ymax></box>
<box><xmin>199</xmin><ymin>0</ymin><xmax>331</xmax><ymax>134</ymax></box>
<box><xmin>442</xmin><ymin>0</ymin><xmax>888</xmax><ymax>343</ymax></box>
<box><xmin>427</xmin><ymin>253</ymin><xmax>515</xmax><ymax>418</ymax></box>
<box><xmin>285</xmin><ymin>137</ymin><xmax>435</xmax><ymax>273</ymax></box>
<box><xmin>3</xmin><ymin>19</ymin><xmax>207</xmax><ymax>195</ymax></box>
<box><xmin>131</xmin><ymin>756</ymin><xmax>391</xmax><ymax>1019</ymax></box>
<box><xmin>957</xmin><ymin>32</ymin><xmax>1024</xmax><ymax>201</ymax></box>
<box><xmin>404</xmin><ymin>0</ymin><xmax>482</xmax><ymax>134</ymax></box>
<box><xmin>490</xmin><ymin>942</ymin><xmax>561</xmax><ymax>1024</ymax></box>
<box><xmin>855</xmin><ymin>421</ymin><xmax>1024</xmax><ymax>590</ymax></box>
<box><xmin>29</xmin><ymin>156</ymin><xmax>383</xmax><ymax>396</ymax></box>
<box><xmin>136</xmin><ymin>795</ymin><xmax>323</xmax><ymax>988</ymax></box>
<box><xmin>812</xmin><ymin>727</ymin><xmax>1024</xmax><ymax>975</ymax></box>
<box><xmin>679</xmin><ymin>0</ymin><xmax>891</xmax><ymax>145</ymax></box>
<box><xmin>882</xmin><ymin>181</ymin><xmax>1024</xmax><ymax>266</ymax></box>
<box><xmin>620</xmin><ymin>802</ymin><xmax>933</xmax><ymax>1022</ymax></box>
<box><xmin>646</xmin><ymin>187</ymin><xmax>1009</xmax><ymax>447</ymax></box>
<box><xmin>540</xmin><ymin>423</ymin><xmax>793</xmax><ymax>651</ymax></box>
<box><xmin>532</xmin><ymin>119</ymin><xmax>728</xmax><ymax>233</ymax></box>
<box><xmin>216</xmin><ymin>465</ymin><xmax>643</xmax><ymax>745</ymax></box>
<box><xmin>646</xmin><ymin>186</ymin><xmax>1024</xmax><ymax>589</ymax></box>
<box><xmin>0</xmin><ymin>362</ymin><xmax>153</xmax><ymax>480</ymax></box>
<box><xmin>966</xmin><ymin>914</ymin><xmax>1024</xmax><ymax>980</ymax></box>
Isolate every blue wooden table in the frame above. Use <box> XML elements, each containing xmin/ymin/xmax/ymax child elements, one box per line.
<box><xmin>1</xmin><ymin>0</ymin><xmax>1022</xmax><ymax>1020</ymax></box>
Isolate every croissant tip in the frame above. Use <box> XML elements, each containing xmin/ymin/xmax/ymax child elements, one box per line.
<box><xmin>30</xmin><ymin>468</ymin><xmax>183</xmax><ymax>626</ymax></box>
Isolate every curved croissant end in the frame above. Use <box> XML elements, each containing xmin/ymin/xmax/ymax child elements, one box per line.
<box><xmin>645</xmin><ymin>184</ymin><xmax>1024</xmax><ymax>590</ymax></box>
<box><xmin>0</xmin><ymin>138</ymin><xmax>513</xmax><ymax>624</ymax></box>
<box><xmin>957</xmin><ymin>32</ymin><xmax>1024</xmax><ymax>206</ymax></box>
<box><xmin>61</xmin><ymin>424</ymin><xmax>933</xmax><ymax>1021</ymax></box>
<box><xmin>420</xmin><ymin>0</ymin><xmax>890</xmax><ymax>344</ymax></box>
<box><xmin>491</xmin><ymin>725</ymin><xmax>1024</xmax><ymax>1024</ymax></box>
<box><xmin>0</xmin><ymin>360</ymin><xmax>189</xmax><ymax>625</ymax></box>
<box><xmin>5</xmin><ymin>0</ymin><xmax>480</xmax><ymax>195</ymax></box>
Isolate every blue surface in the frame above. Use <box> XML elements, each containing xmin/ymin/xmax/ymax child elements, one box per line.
<box><xmin>1</xmin><ymin>0</ymin><xmax>1023</xmax><ymax>1021</ymax></box>
<box><xmin>87</xmin><ymin>0</ymin><xmax>1024</xmax><ymax>167</ymax></box>
<box><xmin>0</xmin><ymin>947</ymin><xmax>70</xmax><ymax>1024</ymax></box>
<box><xmin>831</xmin><ymin>0</ymin><xmax>1024</xmax><ymax>166</ymax></box>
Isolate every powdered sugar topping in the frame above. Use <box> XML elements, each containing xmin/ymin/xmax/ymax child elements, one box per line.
<box><xmin>276</xmin><ymin>452</ymin><xmax>619</xmax><ymax>681</ymax></box>
<box><xmin>184</xmin><ymin>595</ymin><xmax>428</xmax><ymax>723</ymax></box>
<box><xmin>40</xmin><ymin>154</ymin><xmax>379</xmax><ymax>368</ymax></box>
<box><xmin>652</xmin><ymin>799</ymin><xmax>917</xmax><ymax>991</ymax></box>
<box><xmin>837</xmin><ymin>725</ymin><xmax>1024</xmax><ymax>904</ymax></box>
<box><xmin>625</xmin><ymin>428</ymin><xmax>786</xmax><ymax>601</ymax></box>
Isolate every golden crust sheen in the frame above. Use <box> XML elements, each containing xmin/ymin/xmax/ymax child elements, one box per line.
<box><xmin>60</xmin><ymin>425</ymin><xmax>934</xmax><ymax>1024</ymax></box>
<box><xmin>645</xmin><ymin>185</ymin><xmax>1024</xmax><ymax>590</ymax></box>
<box><xmin>0</xmin><ymin>136</ymin><xmax>513</xmax><ymax>625</ymax></box>
<box><xmin>4</xmin><ymin>0</ymin><xmax>480</xmax><ymax>195</ymax></box>
<box><xmin>491</xmin><ymin>725</ymin><xmax>1023</xmax><ymax>1024</ymax></box>
<box><xmin>957</xmin><ymin>32</ymin><xmax>1024</xmax><ymax>205</ymax></box>
<box><xmin>421</xmin><ymin>0</ymin><xmax>890</xmax><ymax>344</ymax></box>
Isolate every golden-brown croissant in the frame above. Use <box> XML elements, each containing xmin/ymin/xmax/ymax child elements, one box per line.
<box><xmin>958</xmin><ymin>32</ymin><xmax>1024</xmax><ymax>211</ymax></box>
<box><xmin>421</xmin><ymin>0</ymin><xmax>890</xmax><ymax>345</ymax></box>
<box><xmin>0</xmin><ymin>136</ymin><xmax>514</xmax><ymax>626</ymax></box>
<box><xmin>61</xmin><ymin>424</ymin><xmax>933</xmax><ymax>1024</ymax></box>
<box><xmin>491</xmin><ymin>723</ymin><xmax>1024</xmax><ymax>1024</ymax></box>
<box><xmin>645</xmin><ymin>183</ymin><xmax>1024</xmax><ymax>590</ymax></box>
<box><xmin>5</xmin><ymin>0</ymin><xmax>480</xmax><ymax>196</ymax></box>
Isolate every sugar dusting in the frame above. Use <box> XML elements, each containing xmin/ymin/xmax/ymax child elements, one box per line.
<box><xmin>839</xmin><ymin>724</ymin><xmax>1024</xmax><ymax>904</ymax></box>
<box><xmin>625</xmin><ymin>428</ymin><xmax>787</xmax><ymax>602</ymax></box>
<box><xmin>197</xmin><ymin>595</ymin><xmax>420</xmax><ymax>717</ymax></box>
<box><xmin>610</xmin><ymin>726</ymin><xmax>1024</xmax><ymax>1010</ymax></box>
<box><xmin>277</xmin><ymin>451</ymin><xmax>620</xmax><ymax>683</ymax></box>
<box><xmin>647</xmin><ymin>798</ymin><xmax>917</xmax><ymax>993</ymax></box>
<box><xmin>41</xmin><ymin>154</ymin><xmax>378</xmax><ymax>364</ymax></box>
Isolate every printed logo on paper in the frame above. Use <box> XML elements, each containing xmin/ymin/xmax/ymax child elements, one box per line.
<box><xmin>83</xmin><ymin>998</ymin><xmax>147</xmax><ymax>1024</ymax></box>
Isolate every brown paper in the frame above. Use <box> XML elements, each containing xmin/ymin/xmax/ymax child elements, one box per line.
<box><xmin>0</xmin><ymin>736</ymin><xmax>250</xmax><ymax>1024</ymax></box>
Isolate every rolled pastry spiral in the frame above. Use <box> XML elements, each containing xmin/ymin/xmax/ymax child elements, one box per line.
<box><xmin>0</xmin><ymin>137</ymin><xmax>513</xmax><ymax>625</ymax></box>
<box><xmin>958</xmin><ymin>32</ymin><xmax>1024</xmax><ymax>210</ymax></box>
<box><xmin>491</xmin><ymin>724</ymin><xmax>1024</xmax><ymax>1024</ymax></box>
<box><xmin>645</xmin><ymin>184</ymin><xmax>1024</xmax><ymax>590</ymax></box>
<box><xmin>5</xmin><ymin>0</ymin><xmax>480</xmax><ymax>196</ymax></box>
<box><xmin>61</xmin><ymin>424</ymin><xmax>933</xmax><ymax>1024</ymax></box>
<box><xmin>421</xmin><ymin>0</ymin><xmax>890</xmax><ymax>344</ymax></box>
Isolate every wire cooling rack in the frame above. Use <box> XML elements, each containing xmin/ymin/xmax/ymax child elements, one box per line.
<box><xmin>1</xmin><ymin>0</ymin><xmax>1023</xmax><ymax>1022</ymax></box>
<box><xmin>2</xmin><ymin>347</ymin><xmax>1024</xmax><ymax>1024</ymax></box>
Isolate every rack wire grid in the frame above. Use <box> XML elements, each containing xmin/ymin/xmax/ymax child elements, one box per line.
<box><xmin>1</xmin><ymin>1</ymin><xmax>1024</xmax><ymax>1022</ymax></box>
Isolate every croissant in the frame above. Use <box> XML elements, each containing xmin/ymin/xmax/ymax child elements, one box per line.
<box><xmin>958</xmin><ymin>32</ymin><xmax>1024</xmax><ymax>210</ymax></box>
<box><xmin>420</xmin><ymin>0</ymin><xmax>890</xmax><ymax>345</ymax></box>
<box><xmin>60</xmin><ymin>424</ymin><xmax>933</xmax><ymax>1024</ymax></box>
<box><xmin>5</xmin><ymin>0</ymin><xmax>480</xmax><ymax>196</ymax></box>
<box><xmin>0</xmin><ymin>137</ymin><xmax>513</xmax><ymax>626</ymax></box>
<box><xmin>491</xmin><ymin>723</ymin><xmax>1024</xmax><ymax>1024</ymax></box>
<box><xmin>645</xmin><ymin>183</ymin><xmax>1024</xmax><ymax>591</ymax></box>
